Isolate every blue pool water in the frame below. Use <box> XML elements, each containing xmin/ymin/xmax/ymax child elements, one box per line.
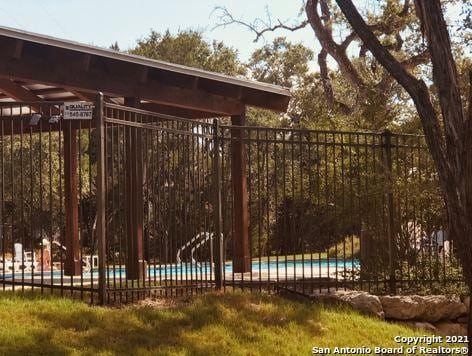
<box><xmin>106</xmin><ymin>258</ymin><xmax>359</xmax><ymax>279</ymax></box>
<box><xmin>3</xmin><ymin>258</ymin><xmax>359</xmax><ymax>280</ymax></box>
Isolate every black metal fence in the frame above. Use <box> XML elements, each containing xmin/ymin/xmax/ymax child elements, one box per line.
<box><xmin>219</xmin><ymin>126</ymin><xmax>464</xmax><ymax>296</ymax></box>
<box><xmin>0</xmin><ymin>99</ymin><xmax>465</xmax><ymax>304</ymax></box>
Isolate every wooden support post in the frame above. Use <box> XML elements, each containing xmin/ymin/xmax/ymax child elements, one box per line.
<box><xmin>231</xmin><ymin>111</ymin><xmax>251</xmax><ymax>273</ymax></box>
<box><xmin>96</xmin><ymin>93</ymin><xmax>107</xmax><ymax>304</ymax></box>
<box><xmin>124</xmin><ymin>97</ymin><xmax>146</xmax><ymax>280</ymax></box>
<box><xmin>64</xmin><ymin>121</ymin><xmax>81</xmax><ymax>276</ymax></box>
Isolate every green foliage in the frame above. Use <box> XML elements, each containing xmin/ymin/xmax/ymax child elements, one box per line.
<box><xmin>244</xmin><ymin>35</ymin><xmax>412</xmax><ymax>131</ymax></box>
<box><xmin>397</xmin><ymin>252</ymin><xmax>468</xmax><ymax>296</ymax></box>
<box><xmin>0</xmin><ymin>130</ymin><xmax>95</xmax><ymax>253</ymax></box>
<box><xmin>327</xmin><ymin>236</ymin><xmax>361</xmax><ymax>259</ymax></box>
<box><xmin>131</xmin><ymin>30</ymin><xmax>246</xmax><ymax>76</ymax></box>
<box><xmin>271</xmin><ymin>197</ymin><xmax>354</xmax><ymax>255</ymax></box>
<box><xmin>352</xmin><ymin>249</ymin><xmax>468</xmax><ymax>296</ymax></box>
<box><xmin>246</xmin><ymin>37</ymin><xmax>334</xmax><ymax>129</ymax></box>
<box><xmin>248</xmin><ymin>37</ymin><xmax>314</xmax><ymax>88</ymax></box>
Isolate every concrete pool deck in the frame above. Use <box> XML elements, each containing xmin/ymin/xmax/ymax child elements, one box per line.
<box><xmin>0</xmin><ymin>263</ymin><xmax>355</xmax><ymax>289</ymax></box>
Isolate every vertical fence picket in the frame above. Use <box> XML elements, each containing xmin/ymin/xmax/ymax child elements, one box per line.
<box><xmin>212</xmin><ymin>120</ymin><xmax>223</xmax><ymax>290</ymax></box>
<box><xmin>382</xmin><ymin>129</ymin><xmax>397</xmax><ymax>295</ymax></box>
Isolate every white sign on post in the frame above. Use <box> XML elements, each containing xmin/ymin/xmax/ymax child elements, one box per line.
<box><xmin>63</xmin><ymin>102</ymin><xmax>94</xmax><ymax>120</ymax></box>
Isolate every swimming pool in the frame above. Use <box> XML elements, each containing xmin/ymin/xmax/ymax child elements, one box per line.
<box><xmin>1</xmin><ymin>258</ymin><xmax>359</xmax><ymax>280</ymax></box>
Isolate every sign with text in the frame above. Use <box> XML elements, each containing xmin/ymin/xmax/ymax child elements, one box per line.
<box><xmin>63</xmin><ymin>102</ymin><xmax>94</xmax><ymax>120</ymax></box>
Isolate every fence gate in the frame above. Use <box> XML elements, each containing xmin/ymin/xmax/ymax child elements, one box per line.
<box><xmin>101</xmin><ymin>101</ymin><xmax>223</xmax><ymax>303</ymax></box>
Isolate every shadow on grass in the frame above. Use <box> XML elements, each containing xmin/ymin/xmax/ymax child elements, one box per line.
<box><xmin>0</xmin><ymin>291</ymin><xmax>325</xmax><ymax>355</ymax></box>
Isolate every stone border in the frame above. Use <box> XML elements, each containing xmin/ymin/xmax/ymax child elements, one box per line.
<box><xmin>304</xmin><ymin>290</ymin><xmax>469</xmax><ymax>336</ymax></box>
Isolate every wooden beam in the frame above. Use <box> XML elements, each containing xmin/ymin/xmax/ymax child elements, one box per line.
<box><xmin>141</xmin><ymin>102</ymin><xmax>220</xmax><ymax>119</ymax></box>
<box><xmin>140</xmin><ymin>67</ymin><xmax>148</xmax><ymax>84</ymax></box>
<box><xmin>45</xmin><ymin>96</ymin><xmax>78</xmax><ymax>102</ymax></box>
<box><xmin>30</xmin><ymin>87</ymin><xmax>68</xmax><ymax>96</ymax></box>
<box><xmin>64</xmin><ymin>121</ymin><xmax>81</xmax><ymax>276</ymax></box>
<box><xmin>231</xmin><ymin>112</ymin><xmax>251</xmax><ymax>273</ymax></box>
<box><xmin>0</xmin><ymin>52</ymin><xmax>244</xmax><ymax>115</ymax></box>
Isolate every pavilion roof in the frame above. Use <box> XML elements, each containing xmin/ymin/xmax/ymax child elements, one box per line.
<box><xmin>0</xmin><ymin>26</ymin><xmax>291</xmax><ymax>118</ymax></box>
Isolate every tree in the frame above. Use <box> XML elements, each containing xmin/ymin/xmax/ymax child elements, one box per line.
<box><xmin>216</xmin><ymin>0</ymin><xmax>472</xmax><ymax>341</ymax></box>
<box><xmin>246</xmin><ymin>37</ymin><xmax>329</xmax><ymax>128</ymax></box>
<box><xmin>333</xmin><ymin>0</ymin><xmax>472</xmax><ymax>342</ymax></box>
<box><xmin>215</xmin><ymin>1</ymin><xmax>432</xmax><ymax>130</ymax></box>
<box><xmin>248</xmin><ymin>37</ymin><xmax>314</xmax><ymax>88</ymax></box>
<box><xmin>131</xmin><ymin>30</ymin><xmax>245</xmax><ymax>76</ymax></box>
<box><xmin>336</xmin><ymin>0</ymin><xmax>472</xmax><ymax>344</ymax></box>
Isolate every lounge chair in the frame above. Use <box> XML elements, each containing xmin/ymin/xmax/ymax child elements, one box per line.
<box><xmin>14</xmin><ymin>243</ymin><xmax>37</xmax><ymax>272</ymax></box>
<box><xmin>0</xmin><ymin>243</ymin><xmax>36</xmax><ymax>274</ymax></box>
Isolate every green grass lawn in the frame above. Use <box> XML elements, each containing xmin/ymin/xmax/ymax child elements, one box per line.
<box><xmin>0</xmin><ymin>291</ymin><xmax>462</xmax><ymax>356</ymax></box>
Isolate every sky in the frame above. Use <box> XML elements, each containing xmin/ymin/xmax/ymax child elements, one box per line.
<box><xmin>0</xmin><ymin>0</ymin><xmax>467</xmax><ymax>68</ymax></box>
<box><xmin>0</xmin><ymin>0</ymin><xmax>320</xmax><ymax>61</ymax></box>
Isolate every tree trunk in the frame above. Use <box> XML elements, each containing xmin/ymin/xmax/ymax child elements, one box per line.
<box><xmin>467</xmin><ymin>70</ymin><xmax>472</xmax><ymax>352</ymax></box>
<box><xmin>469</xmin><ymin>296</ymin><xmax>472</xmax><ymax>349</ymax></box>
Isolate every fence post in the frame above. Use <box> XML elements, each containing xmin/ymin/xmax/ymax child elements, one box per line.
<box><xmin>212</xmin><ymin>119</ymin><xmax>224</xmax><ymax>290</ymax></box>
<box><xmin>96</xmin><ymin>93</ymin><xmax>107</xmax><ymax>304</ymax></box>
<box><xmin>382</xmin><ymin>129</ymin><xmax>396</xmax><ymax>295</ymax></box>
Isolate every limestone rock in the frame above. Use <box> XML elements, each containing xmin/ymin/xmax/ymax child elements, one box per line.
<box><xmin>380</xmin><ymin>295</ymin><xmax>467</xmax><ymax>322</ymax></box>
<box><xmin>434</xmin><ymin>322</ymin><xmax>467</xmax><ymax>336</ymax></box>
<box><xmin>380</xmin><ymin>295</ymin><xmax>426</xmax><ymax>320</ymax></box>
<box><xmin>420</xmin><ymin>295</ymin><xmax>467</xmax><ymax>322</ymax></box>
<box><xmin>333</xmin><ymin>290</ymin><xmax>384</xmax><ymax>318</ymax></box>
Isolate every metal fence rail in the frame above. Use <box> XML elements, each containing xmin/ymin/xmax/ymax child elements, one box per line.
<box><xmin>0</xmin><ymin>99</ymin><xmax>465</xmax><ymax>303</ymax></box>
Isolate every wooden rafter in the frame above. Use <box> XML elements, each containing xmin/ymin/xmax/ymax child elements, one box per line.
<box><xmin>0</xmin><ymin>78</ymin><xmax>41</xmax><ymax>102</ymax></box>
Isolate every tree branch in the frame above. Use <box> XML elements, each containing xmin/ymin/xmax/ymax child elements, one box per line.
<box><xmin>306</xmin><ymin>0</ymin><xmax>367</xmax><ymax>89</ymax></box>
<box><xmin>213</xmin><ymin>6</ymin><xmax>309</xmax><ymax>42</ymax></box>
<box><xmin>341</xmin><ymin>31</ymin><xmax>358</xmax><ymax>49</ymax></box>
<box><xmin>401</xmin><ymin>50</ymin><xmax>429</xmax><ymax>68</ymax></box>
<box><xmin>335</xmin><ymin>0</ymin><xmax>451</xmax><ymax>189</ymax></box>
<box><xmin>318</xmin><ymin>49</ymin><xmax>335</xmax><ymax>111</ymax></box>
<box><xmin>401</xmin><ymin>0</ymin><xmax>411</xmax><ymax>17</ymax></box>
